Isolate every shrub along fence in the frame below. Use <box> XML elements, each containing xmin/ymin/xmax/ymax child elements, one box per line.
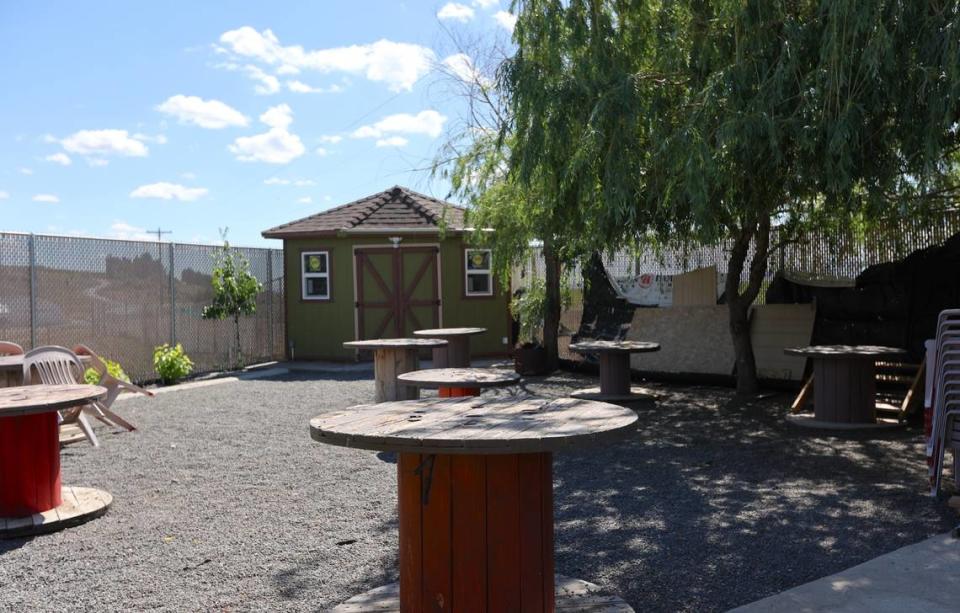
<box><xmin>0</xmin><ymin>232</ymin><xmax>284</xmax><ymax>382</ymax></box>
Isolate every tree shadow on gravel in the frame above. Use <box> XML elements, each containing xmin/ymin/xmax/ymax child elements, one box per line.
<box><xmin>539</xmin><ymin>381</ymin><xmax>956</xmax><ymax>612</ymax></box>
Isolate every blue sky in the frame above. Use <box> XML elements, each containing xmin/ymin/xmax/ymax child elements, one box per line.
<box><xmin>0</xmin><ymin>1</ymin><xmax>514</xmax><ymax>247</ymax></box>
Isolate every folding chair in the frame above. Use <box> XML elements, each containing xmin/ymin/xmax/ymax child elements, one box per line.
<box><xmin>23</xmin><ymin>346</ymin><xmax>101</xmax><ymax>447</ymax></box>
<box><xmin>72</xmin><ymin>344</ymin><xmax>154</xmax><ymax>433</ymax></box>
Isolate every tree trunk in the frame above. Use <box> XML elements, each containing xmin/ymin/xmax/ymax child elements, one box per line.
<box><xmin>725</xmin><ymin>215</ymin><xmax>772</xmax><ymax>397</ymax></box>
<box><xmin>542</xmin><ymin>239</ymin><xmax>562</xmax><ymax>372</ymax></box>
<box><xmin>234</xmin><ymin>313</ymin><xmax>242</xmax><ymax>368</ymax></box>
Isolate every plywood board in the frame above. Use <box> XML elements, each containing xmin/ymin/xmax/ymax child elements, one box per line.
<box><xmin>672</xmin><ymin>266</ymin><xmax>718</xmax><ymax>306</ymax></box>
<box><xmin>626</xmin><ymin>306</ymin><xmax>734</xmax><ymax>375</ymax></box>
<box><xmin>750</xmin><ymin>303</ymin><xmax>816</xmax><ymax>381</ymax></box>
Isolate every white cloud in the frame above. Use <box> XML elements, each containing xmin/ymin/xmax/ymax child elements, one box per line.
<box><xmin>108</xmin><ymin>221</ymin><xmax>156</xmax><ymax>241</ymax></box>
<box><xmin>474</xmin><ymin>0</ymin><xmax>498</xmax><ymax>7</ymax></box>
<box><xmin>218</xmin><ymin>27</ymin><xmax>435</xmax><ymax>92</ymax></box>
<box><xmin>297</xmin><ymin>196</ymin><xmax>313</xmax><ymax>204</ymax></box>
<box><xmin>87</xmin><ymin>158</ymin><xmax>109</xmax><ymax>167</ymax></box>
<box><xmin>61</xmin><ymin>129</ymin><xmax>149</xmax><ymax>157</ymax></box>
<box><xmin>130</xmin><ymin>182</ymin><xmax>209</xmax><ymax>201</ymax></box>
<box><xmin>45</xmin><ymin>152</ymin><xmax>72</xmax><ymax>166</ymax></box>
<box><xmin>246</xmin><ymin>64</ymin><xmax>280</xmax><ymax>94</ymax></box>
<box><xmin>315</xmin><ymin>147</ymin><xmax>328</xmax><ymax>156</ymax></box>
<box><xmin>351</xmin><ymin>110</ymin><xmax>447</xmax><ymax>140</ymax></box>
<box><xmin>33</xmin><ymin>194</ymin><xmax>59</xmax><ymax>203</ymax></box>
<box><xmin>376</xmin><ymin>136</ymin><xmax>409</xmax><ymax>148</ymax></box>
<box><xmin>229</xmin><ymin>104</ymin><xmax>305</xmax><ymax>164</ymax></box>
<box><xmin>442</xmin><ymin>53</ymin><xmax>490</xmax><ymax>85</ymax></box>
<box><xmin>0</xmin><ymin>191</ymin><xmax>9</xmax><ymax>199</ymax></box>
<box><xmin>438</xmin><ymin>2</ymin><xmax>475</xmax><ymax>21</ymax></box>
<box><xmin>259</xmin><ymin>104</ymin><xmax>293</xmax><ymax>129</ymax></box>
<box><xmin>19</xmin><ymin>167</ymin><xmax>33</xmax><ymax>175</ymax></box>
<box><xmin>319</xmin><ymin>135</ymin><xmax>343</xmax><ymax>144</ymax></box>
<box><xmin>264</xmin><ymin>177</ymin><xmax>315</xmax><ymax>186</ymax></box>
<box><xmin>494</xmin><ymin>10</ymin><xmax>517</xmax><ymax>31</ymax></box>
<box><xmin>132</xmin><ymin>132</ymin><xmax>168</xmax><ymax>144</ymax></box>
<box><xmin>156</xmin><ymin>95</ymin><xmax>249</xmax><ymax>129</ymax></box>
<box><xmin>286</xmin><ymin>80</ymin><xmax>343</xmax><ymax>94</ymax></box>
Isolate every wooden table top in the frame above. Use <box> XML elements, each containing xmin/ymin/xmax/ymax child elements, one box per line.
<box><xmin>0</xmin><ymin>384</ymin><xmax>106</xmax><ymax>417</ymax></box>
<box><xmin>344</xmin><ymin>338</ymin><xmax>448</xmax><ymax>350</ymax></box>
<box><xmin>413</xmin><ymin>327</ymin><xmax>486</xmax><ymax>338</ymax></box>
<box><xmin>310</xmin><ymin>395</ymin><xmax>638</xmax><ymax>455</ymax></box>
<box><xmin>784</xmin><ymin>345</ymin><xmax>906</xmax><ymax>359</ymax></box>
<box><xmin>397</xmin><ymin>368</ymin><xmax>521</xmax><ymax>389</ymax></box>
<box><xmin>568</xmin><ymin>340</ymin><xmax>661</xmax><ymax>354</ymax></box>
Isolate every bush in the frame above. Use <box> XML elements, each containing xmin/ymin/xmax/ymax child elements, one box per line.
<box><xmin>84</xmin><ymin>357</ymin><xmax>130</xmax><ymax>385</ymax></box>
<box><xmin>153</xmin><ymin>343</ymin><xmax>194</xmax><ymax>385</ymax></box>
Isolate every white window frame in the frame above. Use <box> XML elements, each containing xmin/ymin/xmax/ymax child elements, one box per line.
<box><xmin>464</xmin><ymin>248</ymin><xmax>493</xmax><ymax>297</ymax></box>
<box><xmin>301</xmin><ymin>251</ymin><xmax>331</xmax><ymax>301</ymax></box>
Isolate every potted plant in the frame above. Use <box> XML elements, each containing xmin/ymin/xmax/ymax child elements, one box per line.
<box><xmin>511</xmin><ymin>278</ymin><xmax>553</xmax><ymax>375</ymax></box>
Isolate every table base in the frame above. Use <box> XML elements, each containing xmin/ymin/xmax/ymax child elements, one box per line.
<box><xmin>332</xmin><ymin>575</ymin><xmax>634</xmax><ymax>612</ymax></box>
<box><xmin>0</xmin><ymin>411</ymin><xmax>61</xmax><ymax>516</ymax></box>
<box><xmin>569</xmin><ymin>386</ymin><xmax>657</xmax><ymax>404</ymax></box>
<box><xmin>812</xmin><ymin>358</ymin><xmax>876</xmax><ymax>423</ymax></box>
<box><xmin>374</xmin><ymin>348</ymin><xmax>421</xmax><ymax>403</ymax></box>
<box><xmin>398</xmin><ymin>452</ymin><xmax>554</xmax><ymax>611</ymax></box>
<box><xmin>438</xmin><ymin>387</ymin><xmax>480</xmax><ymax>397</ymax></box>
<box><xmin>0</xmin><ymin>486</ymin><xmax>112</xmax><ymax>539</ymax></box>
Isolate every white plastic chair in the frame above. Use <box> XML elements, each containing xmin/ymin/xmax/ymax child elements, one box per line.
<box><xmin>72</xmin><ymin>344</ymin><xmax>154</xmax><ymax>432</ymax></box>
<box><xmin>23</xmin><ymin>346</ymin><xmax>100</xmax><ymax>447</ymax></box>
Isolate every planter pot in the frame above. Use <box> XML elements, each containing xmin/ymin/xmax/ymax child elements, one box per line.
<box><xmin>514</xmin><ymin>344</ymin><xmax>550</xmax><ymax>376</ymax></box>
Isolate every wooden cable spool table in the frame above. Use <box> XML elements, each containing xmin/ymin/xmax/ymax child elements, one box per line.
<box><xmin>568</xmin><ymin>340</ymin><xmax>660</xmax><ymax>402</ymax></box>
<box><xmin>397</xmin><ymin>367</ymin><xmax>521</xmax><ymax>398</ymax></box>
<box><xmin>344</xmin><ymin>339</ymin><xmax>448</xmax><ymax>403</ymax></box>
<box><xmin>0</xmin><ymin>384</ymin><xmax>113</xmax><ymax>538</ymax></box>
<box><xmin>311</xmin><ymin>395</ymin><xmax>638</xmax><ymax>612</ymax></box>
<box><xmin>413</xmin><ymin>327</ymin><xmax>486</xmax><ymax>368</ymax></box>
<box><xmin>784</xmin><ymin>345</ymin><xmax>907</xmax><ymax>427</ymax></box>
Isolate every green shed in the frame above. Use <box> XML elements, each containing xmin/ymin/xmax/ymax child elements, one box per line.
<box><xmin>262</xmin><ymin>186</ymin><xmax>512</xmax><ymax>361</ymax></box>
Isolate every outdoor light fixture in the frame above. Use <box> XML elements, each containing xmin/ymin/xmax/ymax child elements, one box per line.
<box><xmin>389</xmin><ymin>236</ymin><xmax>402</xmax><ymax>248</ymax></box>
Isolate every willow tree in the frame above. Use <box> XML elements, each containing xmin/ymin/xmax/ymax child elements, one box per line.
<box><xmin>505</xmin><ymin>0</ymin><xmax>960</xmax><ymax>395</ymax></box>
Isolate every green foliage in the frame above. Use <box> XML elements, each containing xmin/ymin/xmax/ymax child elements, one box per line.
<box><xmin>201</xmin><ymin>237</ymin><xmax>263</xmax><ymax>322</ymax></box>
<box><xmin>510</xmin><ymin>277</ymin><xmax>573</xmax><ymax>345</ymax></box>
<box><xmin>202</xmin><ymin>231</ymin><xmax>263</xmax><ymax>367</ymax></box>
<box><xmin>153</xmin><ymin>343</ymin><xmax>194</xmax><ymax>385</ymax></box>
<box><xmin>83</xmin><ymin>358</ymin><xmax>129</xmax><ymax>385</ymax></box>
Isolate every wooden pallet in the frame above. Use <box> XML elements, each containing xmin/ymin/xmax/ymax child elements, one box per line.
<box><xmin>790</xmin><ymin>357</ymin><xmax>925</xmax><ymax>421</ymax></box>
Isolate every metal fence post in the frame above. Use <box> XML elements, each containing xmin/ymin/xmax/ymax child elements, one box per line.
<box><xmin>267</xmin><ymin>250</ymin><xmax>275</xmax><ymax>357</ymax></box>
<box><xmin>169</xmin><ymin>243</ymin><xmax>176</xmax><ymax>344</ymax></box>
<box><xmin>28</xmin><ymin>233</ymin><xmax>37</xmax><ymax>349</ymax></box>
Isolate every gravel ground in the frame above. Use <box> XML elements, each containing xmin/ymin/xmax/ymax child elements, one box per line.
<box><xmin>0</xmin><ymin>370</ymin><xmax>955</xmax><ymax>612</ymax></box>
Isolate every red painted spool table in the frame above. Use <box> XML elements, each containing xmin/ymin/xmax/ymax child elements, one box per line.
<box><xmin>784</xmin><ymin>345</ymin><xmax>907</xmax><ymax>427</ymax></box>
<box><xmin>311</xmin><ymin>395</ymin><xmax>638</xmax><ymax>612</ymax></box>
<box><xmin>345</xmin><ymin>338</ymin><xmax>448</xmax><ymax>403</ymax></box>
<box><xmin>397</xmin><ymin>367</ymin><xmax>520</xmax><ymax>398</ymax></box>
<box><xmin>0</xmin><ymin>384</ymin><xmax>113</xmax><ymax>538</ymax></box>
<box><xmin>413</xmin><ymin>327</ymin><xmax>486</xmax><ymax>369</ymax></box>
<box><xmin>568</xmin><ymin>340</ymin><xmax>660</xmax><ymax>403</ymax></box>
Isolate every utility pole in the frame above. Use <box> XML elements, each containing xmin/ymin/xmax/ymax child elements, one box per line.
<box><xmin>151</xmin><ymin>227</ymin><xmax>171</xmax><ymax>260</ymax></box>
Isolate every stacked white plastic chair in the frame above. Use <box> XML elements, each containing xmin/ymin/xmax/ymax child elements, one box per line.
<box><xmin>928</xmin><ymin>309</ymin><xmax>960</xmax><ymax>495</ymax></box>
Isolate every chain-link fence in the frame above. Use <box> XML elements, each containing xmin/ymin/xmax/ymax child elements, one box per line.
<box><xmin>0</xmin><ymin>232</ymin><xmax>284</xmax><ymax>382</ymax></box>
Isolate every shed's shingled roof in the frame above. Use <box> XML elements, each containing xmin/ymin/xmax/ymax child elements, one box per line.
<box><xmin>261</xmin><ymin>185</ymin><xmax>466</xmax><ymax>238</ymax></box>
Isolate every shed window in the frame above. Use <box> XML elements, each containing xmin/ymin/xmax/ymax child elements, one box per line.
<box><xmin>465</xmin><ymin>249</ymin><xmax>492</xmax><ymax>296</ymax></box>
<box><xmin>302</xmin><ymin>251</ymin><xmax>330</xmax><ymax>300</ymax></box>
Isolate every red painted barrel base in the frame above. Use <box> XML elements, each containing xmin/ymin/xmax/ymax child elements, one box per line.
<box><xmin>398</xmin><ymin>452</ymin><xmax>555</xmax><ymax>612</ymax></box>
<box><xmin>0</xmin><ymin>412</ymin><xmax>62</xmax><ymax>516</ymax></box>
<box><xmin>438</xmin><ymin>387</ymin><xmax>481</xmax><ymax>398</ymax></box>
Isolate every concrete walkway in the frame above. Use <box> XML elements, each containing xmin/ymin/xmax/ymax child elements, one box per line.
<box><xmin>732</xmin><ymin>532</ymin><xmax>960</xmax><ymax>612</ymax></box>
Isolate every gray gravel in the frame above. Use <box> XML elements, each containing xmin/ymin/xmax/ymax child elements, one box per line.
<box><xmin>0</xmin><ymin>371</ymin><xmax>954</xmax><ymax>612</ymax></box>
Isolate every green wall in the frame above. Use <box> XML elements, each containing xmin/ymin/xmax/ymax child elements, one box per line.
<box><xmin>280</xmin><ymin>234</ymin><xmax>511</xmax><ymax>361</ymax></box>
